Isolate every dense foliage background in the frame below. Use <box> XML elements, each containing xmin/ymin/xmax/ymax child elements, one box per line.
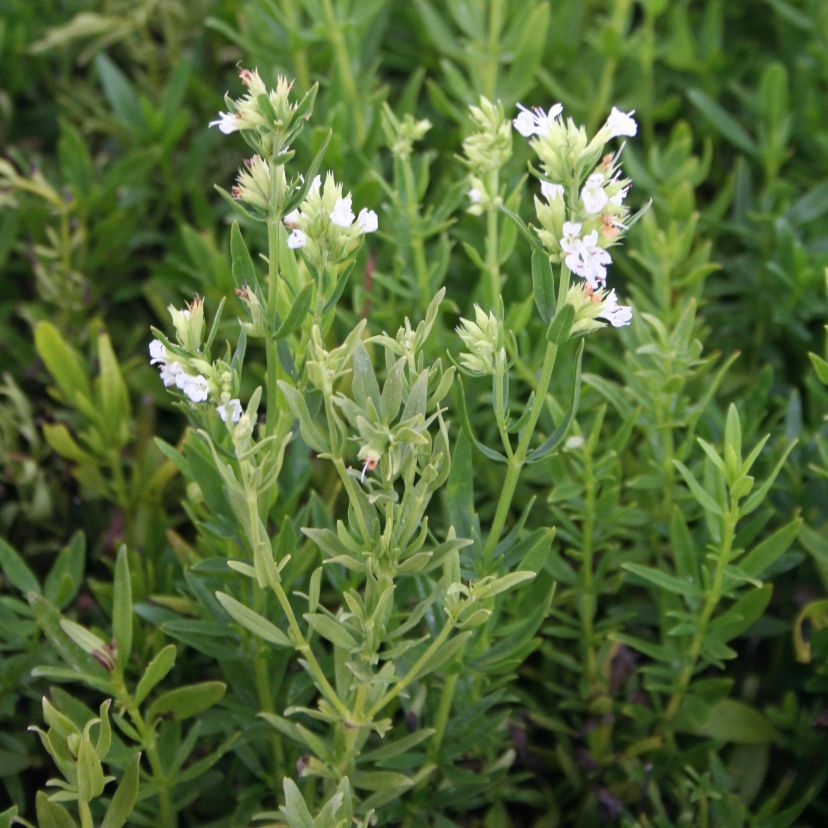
<box><xmin>1</xmin><ymin>1</ymin><xmax>827</xmax><ymax>826</ymax></box>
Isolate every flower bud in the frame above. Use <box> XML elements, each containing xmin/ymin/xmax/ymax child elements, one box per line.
<box><xmin>456</xmin><ymin>305</ymin><xmax>503</xmax><ymax>376</ymax></box>
<box><xmin>463</xmin><ymin>97</ymin><xmax>512</xmax><ymax>174</ymax></box>
<box><xmin>168</xmin><ymin>297</ymin><xmax>205</xmax><ymax>352</ymax></box>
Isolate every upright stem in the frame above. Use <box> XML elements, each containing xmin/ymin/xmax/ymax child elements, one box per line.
<box><xmin>483</xmin><ymin>0</ymin><xmax>503</xmax><ymax>99</ymax></box>
<box><xmin>484</xmin><ymin>171</ymin><xmax>500</xmax><ymax>308</ymax></box>
<box><xmin>321</xmin><ymin>0</ymin><xmax>366</xmax><ymax>146</ymax></box>
<box><xmin>266</xmin><ymin>170</ymin><xmax>282</xmax><ymax>439</ymax></box>
<box><xmin>429</xmin><ymin>672</ymin><xmax>458</xmax><ymax>762</ymax></box>
<box><xmin>663</xmin><ymin>509</ymin><xmax>737</xmax><ymax>722</ymax></box>
<box><xmin>367</xmin><ymin>620</ymin><xmax>453</xmax><ymax>719</ymax></box>
<box><xmin>579</xmin><ymin>449</ymin><xmax>597</xmax><ymax>689</ymax></box>
<box><xmin>483</xmin><ymin>340</ymin><xmax>560</xmax><ymax>568</ymax></box>
<box><xmin>112</xmin><ymin>673</ymin><xmax>175</xmax><ymax>827</ymax></box>
<box><xmin>402</xmin><ymin>158</ymin><xmax>430</xmax><ymax>308</ymax></box>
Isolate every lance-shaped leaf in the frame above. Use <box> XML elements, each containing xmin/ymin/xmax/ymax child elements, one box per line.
<box><xmin>216</xmin><ymin>591</ymin><xmax>292</xmax><ymax>648</ymax></box>
<box><xmin>526</xmin><ymin>339</ymin><xmax>584</xmax><ymax>464</ymax></box>
<box><xmin>531</xmin><ymin>248</ymin><xmax>555</xmax><ymax>323</ymax></box>
<box><xmin>100</xmin><ymin>752</ymin><xmax>141</xmax><ymax>828</ymax></box>
<box><xmin>274</xmin><ymin>282</ymin><xmax>314</xmax><ymax>339</ymax></box>
<box><xmin>230</xmin><ymin>220</ymin><xmax>257</xmax><ymax>289</ymax></box>
<box><xmin>112</xmin><ymin>546</ymin><xmax>132</xmax><ymax>672</ymax></box>
<box><xmin>0</xmin><ymin>537</ymin><xmax>40</xmax><ymax>594</ymax></box>
<box><xmin>546</xmin><ymin>302</ymin><xmax>575</xmax><ymax>344</ymax></box>
<box><xmin>673</xmin><ymin>459</ymin><xmax>724</xmax><ymax>517</ymax></box>
<box><xmin>456</xmin><ymin>380</ymin><xmax>507</xmax><ymax>463</ymax></box>
<box><xmin>134</xmin><ymin>644</ymin><xmax>177</xmax><ymax>706</ymax></box>
<box><xmin>148</xmin><ymin>681</ymin><xmax>226</xmax><ymax>722</ymax></box>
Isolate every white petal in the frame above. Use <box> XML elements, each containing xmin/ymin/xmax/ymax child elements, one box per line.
<box><xmin>330</xmin><ymin>196</ymin><xmax>354</xmax><ymax>228</ymax></box>
<box><xmin>149</xmin><ymin>339</ymin><xmax>167</xmax><ymax>365</ymax></box>
<box><xmin>540</xmin><ymin>181</ymin><xmax>564</xmax><ymax>201</ymax></box>
<box><xmin>217</xmin><ymin>398</ymin><xmax>243</xmax><ymax>424</ymax></box>
<box><xmin>287</xmin><ymin>229</ymin><xmax>306</xmax><ymax>249</ymax></box>
<box><xmin>605</xmin><ymin>107</ymin><xmax>637</xmax><ymax>139</ymax></box>
<box><xmin>283</xmin><ymin>209</ymin><xmax>301</xmax><ymax>227</ymax></box>
<box><xmin>356</xmin><ymin>208</ymin><xmax>378</xmax><ymax>233</ymax></box>
<box><xmin>209</xmin><ymin>112</ymin><xmax>241</xmax><ymax>134</ymax></box>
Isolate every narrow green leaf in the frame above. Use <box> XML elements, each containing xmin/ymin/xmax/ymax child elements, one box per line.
<box><xmin>740</xmin><ymin>518</ymin><xmax>802</xmax><ymax>578</ymax></box>
<box><xmin>304</xmin><ymin>612</ymin><xmax>357</xmax><ymax>651</ymax></box>
<box><xmin>546</xmin><ymin>303</ymin><xmax>575</xmax><ymax>344</ymax></box>
<box><xmin>34</xmin><ymin>321</ymin><xmax>90</xmax><ymax>404</ymax></box>
<box><xmin>112</xmin><ymin>546</ymin><xmax>132</xmax><ymax>672</ymax></box>
<box><xmin>0</xmin><ymin>537</ymin><xmax>40</xmax><ymax>594</ymax></box>
<box><xmin>456</xmin><ymin>380</ymin><xmax>507</xmax><ymax>463</ymax></box>
<box><xmin>526</xmin><ymin>339</ymin><xmax>584</xmax><ymax>464</ymax></box>
<box><xmin>101</xmin><ymin>752</ymin><xmax>141</xmax><ymax>828</ymax></box>
<box><xmin>77</xmin><ymin>738</ymin><xmax>106</xmax><ymax>802</ymax></box>
<box><xmin>230</xmin><ymin>221</ymin><xmax>256</xmax><ymax>288</ymax></box>
<box><xmin>274</xmin><ymin>283</ymin><xmax>313</xmax><ymax>339</ymax></box>
<box><xmin>531</xmin><ymin>248</ymin><xmax>555</xmax><ymax>323</ymax></box>
<box><xmin>282</xmin><ymin>778</ymin><xmax>314</xmax><ymax>828</ymax></box>
<box><xmin>134</xmin><ymin>644</ymin><xmax>177</xmax><ymax>706</ymax></box>
<box><xmin>35</xmin><ymin>791</ymin><xmax>77</xmax><ymax>828</ymax></box>
<box><xmin>216</xmin><ymin>591</ymin><xmax>292</xmax><ymax>648</ymax></box>
<box><xmin>622</xmin><ymin>562</ymin><xmax>702</xmax><ymax>599</ymax></box>
<box><xmin>691</xmin><ymin>699</ymin><xmax>779</xmax><ymax>744</ymax></box>
<box><xmin>687</xmin><ymin>88</ymin><xmax>758</xmax><ymax>155</ymax></box>
<box><xmin>740</xmin><ymin>440</ymin><xmax>797</xmax><ymax>516</ymax></box>
<box><xmin>673</xmin><ymin>459</ymin><xmax>724</xmax><ymax>516</ymax></box>
<box><xmin>148</xmin><ymin>681</ymin><xmax>226</xmax><ymax>722</ymax></box>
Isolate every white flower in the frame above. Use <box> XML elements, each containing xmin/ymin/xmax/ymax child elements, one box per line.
<box><xmin>541</xmin><ymin>181</ymin><xmax>564</xmax><ymax>201</ymax></box>
<box><xmin>217</xmin><ymin>398</ymin><xmax>243</xmax><ymax>424</ymax></box>
<box><xmin>283</xmin><ymin>209</ymin><xmax>301</xmax><ymax>227</ymax></box>
<box><xmin>468</xmin><ymin>187</ymin><xmax>483</xmax><ymax>204</ymax></box>
<box><xmin>308</xmin><ymin>175</ymin><xmax>322</xmax><ymax>196</ymax></box>
<box><xmin>610</xmin><ymin>185</ymin><xmax>629</xmax><ymax>206</ymax></box>
<box><xmin>159</xmin><ymin>361</ymin><xmax>182</xmax><ymax>388</ymax></box>
<box><xmin>581</xmin><ymin>173</ymin><xmax>609</xmax><ymax>214</ymax></box>
<box><xmin>330</xmin><ymin>195</ymin><xmax>355</xmax><ymax>228</ymax></box>
<box><xmin>287</xmin><ymin>229</ymin><xmax>307</xmax><ymax>249</ymax></box>
<box><xmin>209</xmin><ymin>111</ymin><xmax>242</xmax><ymax>134</ymax></box>
<box><xmin>149</xmin><ymin>339</ymin><xmax>167</xmax><ymax>365</ymax></box>
<box><xmin>574</xmin><ymin>231</ymin><xmax>612</xmax><ymax>288</ymax></box>
<box><xmin>513</xmin><ymin>103</ymin><xmax>563</xmax><ymax>137</ymax></box>
<box><xmin>604</xmin><ymin>107</ymin><xmax>637</xmax><ymax>139</ymax></box>
<box><xmin>176</xmin><ymin>372</ymin><xmax>210</xmax><ymax>403</ymax></box>
<box><xmin>560</xmin><ymin>221</ymin><xmax>583</xmax><ymax>256</ymax></box>
<box><xmin>597</xmin><ymin>288</ymin><xmax>632</xmax><ymax>327</ymax></box>
<box><xmin>356</xmin><ymin>208</ymin><xmax>378</xmax><ymax>234</ymax></box>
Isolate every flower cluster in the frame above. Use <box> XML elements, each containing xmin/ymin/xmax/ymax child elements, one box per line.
<box><xmin>514</xmin><ymin>102</ymin><xmax>636</xmax><ymax>328</ymax></box>
<box><xmin>149</xmin><ymin>301</ymin><xmax>243</xmax><ymax>425</ymax></box>
<box><xmin>210</xmin><ymin>68</ymin><xmax>297</xmax><ymax>147</ymax></box>
<box><xmin>462</xmin><ymin>97</ymin><xmax>512</xmax><ymax>215</ymax></box>
<box><xmin>283</xmin><ymin>173</ymin><xmax>377</xmax><ymax>267</ymax></box>
<box><xmin>456</xmin><ymin>305</ymin><xmax>505</xmax><ymax>376</ymax></box>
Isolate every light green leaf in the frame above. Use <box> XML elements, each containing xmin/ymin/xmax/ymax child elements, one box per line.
<box><xmin>112</xmin><ymin>546</ymin><xmax>132</xmax><ymax>672</ymax></box>
<box><xmin>304</xmin><ymin>613</ymin><xmax>357</xmax><ymax>651</ymax></box>
<box><xmin>134</xmin><ymin>644</ymin><xmax>177</xmax><ymax>707</ymax></box>
<box><xmin>691</xmin><ymin>699</ymin><xmax>779</xmax><ymax>744</ymax></box>
<box><xmin>0</xmin><ymin>537</ymin><xmax>40</xmax><ymax>594</ymax></box>
<box><xmin>148</xmin><ymin>681</ymin><xmax>226</xmax><ymax>722</ymax></box>
<box><xmin>216</xmin><ymin>591</ymin><xmax>292</xmax><ymax>648</ymax></box>
<box><xmin>673</xmin><ymin>459</ymin><xmax>724</xmax><ymax>516</ymax></box>
<box><xmin>101</xmin><ymin>752</ymin><xmax>141</xmax><ymax>828</ymax></box>
<box><xmin>623</xmin><ymin>562</ymin><xmax>702</xmax><ymax>598</ymax></box>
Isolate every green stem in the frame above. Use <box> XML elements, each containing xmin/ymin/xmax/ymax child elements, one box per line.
<box><xmin>254</xmin><ymin>650</ymin><xmax>284</xmax><ymax>786</ymax></box>
<box><xmin>112</xmin><ymin>673</ymin><xmax>175</xmax><ymax>827</ymax></box>
<box><xmin>281</xmin><ymin>0</ymin><xmax>310</xmax><ymax>92</ymax></box>
<box><xmin>429</xmin><ymin>672</ymin><xmax>458</xmax><ymax>762</ymax></box>
<box><xmin>482</xmin><ymin>339</ymin><xmax>560</xmax><ymax>568</ymax></box>
<box><xmin>271</xmin><ymin>578</ymin><xmax>352</xmax><ymax>720</ymax></box>
<box><xmin>402</xmin><ymin>158</ymin><xmax>430</xmax><ymax>307</ymax></box>
<box><xmin>78</xmin><ymin>801</ymin><xmax>93</xmax><ymax>828</ymax></box>
<box><xmin>484</xmin><ymin>171</ymin><xmax>500</xmax><ymax>307</ymax></box>
<box><xmin>484</xmin><ymin>0</ymin><xmax>503</xmax><ymax>99</ymax></box>
<box><xmin>663</xmin><ymin>510</ymin><xmax>737</xmax><ymax>722</ymax></box>
<box><xmin>367</xmin><ymin>620</ymin><xmax>453</xmax><ymax>720</ymax></box>
<box><xmin>321</xmin><ymin>0</ymin><xmax>366</xmax><ymax>146</ymax></box>
<box><xmin>266</xmin><ymin>187</ymin><xmax>282</xmax><ymax>438</ymax></box>
<box><xmin>579</xmin><ymin>450</ymin><xmax>597</xmax><ymax>689</ymax></box>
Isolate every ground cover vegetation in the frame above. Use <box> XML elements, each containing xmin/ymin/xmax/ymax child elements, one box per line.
<box><xmin>1</xmin><ymin>1</ymin><xmax>827</xmax><ymax>825</ymax></box>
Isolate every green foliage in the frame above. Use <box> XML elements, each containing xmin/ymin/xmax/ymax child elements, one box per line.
<box><xmin>2</xmin><ymin>1</ymin><xmax>827</xmax><ymax>825</ymax></box>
